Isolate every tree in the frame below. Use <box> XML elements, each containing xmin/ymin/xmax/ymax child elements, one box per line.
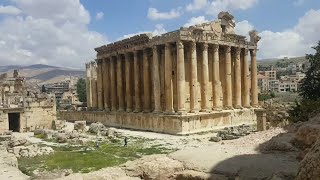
<box><xmin>289</xmin><ymin>41</ymin><xmax>320</xmax><ymax>122</ymax></box>
<box><xmin>299</xmin><ymin>41</ymin><xmax>320</xmax><ymax>101</ymax></box>
<box><xmin>76</xmin><ymin>78</ymin><xmax>87</xmax><ymax>103</ymax></box>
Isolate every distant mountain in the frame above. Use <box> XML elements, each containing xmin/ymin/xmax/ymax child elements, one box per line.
<box><xmin>0</xmin><ymin>64</ymin><xmax>85</xmax><ymax>84</ymax></box>
<box><xmin>258</xmin><ymin>56</ymin><xmax>307</xmax><ymax>67</ymax></box>
<box><xmin>23</xmin><ymin>64</ymin><xmax>60</xmax><ymax>69</ymax></box>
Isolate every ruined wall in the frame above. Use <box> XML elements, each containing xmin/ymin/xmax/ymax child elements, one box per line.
<box><xmin>0</xmin><ymin>112</ymin><xmax>9</xmax><ymax>133</ymax></box>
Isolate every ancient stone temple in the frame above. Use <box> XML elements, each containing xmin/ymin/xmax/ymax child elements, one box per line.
<box><xmin>61</xmin><ymin>12</ymin><xmax>262</xmax><ymax>134</ymax></box>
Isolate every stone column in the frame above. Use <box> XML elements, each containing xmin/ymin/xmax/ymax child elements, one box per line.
<box><xmin>133</xmin><ymin>51</ymin><xmax>141</xmax><ymax>112</ymax></box>
<box><xmin>225</xmin><ymin>46</ymin><xmax>232</xmax><ymax>108</ymax></box>
<box><xmin>212</xmin><ymin>44</ymin><xmax>222</xmax><ymax>109</ymax></box>
<box><xmin>85</xmin><ymin>63</ymin><xmax>92</xmax><ymax>108</ymax></box>
<box><xmin>103</xmin><ymin>59</ymin><xmax>110</xmax><ymax>111</ymax></box>
<box><xmin>117</xmin><ymin>55</ymin><xmax>124</xmax><ymax>111</ymax></box>
<box><xmin>96</xmin><ymin>59</ymin><xmax>104</xmax><ymax>110</ymax></box>
<box><xmin>234</xmin><ymin>47</ymin><xmax>242</xmax><ymax>108</ymax></box>
<box><xmin>110</xmin><ymin>57</ymin><xmax>117</xmax><ymax>111</ymax></box>
<box><xmin>143</xmin><ymin>49</ymin><xmax>151</xmax><ymax>112</ymax></box>
<box><xmin>125</xmin><ymin>53</ymin><xmax>132</xmax><ymax>112</ymax></box>
<box><xmin>242</xmin><ymin>49</ymin><xmax>250</xmax><ymax>107</ymax></box>
<box><xmin>152</xmin><ymin>46</ymin><xmax>161</xmax><ymax>113</ymax></box>
<box><xmin>165</xmin><ymin>43</ymin><xmax>174</xmax><ymax>113</ymax></box>
<box><xmin>190</xmin><ymin>41</ymin><xmax>198</xmax><ymax>113</ymax></box>
<box><xmin>250</xmin><ymin>49</ymin><xmax>258</xmax><ymax>107</ymax></box>
<box><xmin>91</xmin><ymin>62</ymin><xmax>98</xmax><ymax>109</ymax></box>
<box><xmin>200</xmin><ymin>43</ymin><xmax>210</xmax><ymax>112</ymax></box>
<box><xmin>177</xmin><ymin>41</ymin><xmax>186</xmax><ymax>114</ymax></box>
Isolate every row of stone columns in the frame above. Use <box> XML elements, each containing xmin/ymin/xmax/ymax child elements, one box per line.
<box><xmin>88</xmin><ymin>41</ymin><xmax>258</xmax><ymax>113</ymax></box>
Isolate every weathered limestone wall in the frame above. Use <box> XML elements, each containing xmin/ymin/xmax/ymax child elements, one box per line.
<box><xmin>0</xmin><ymin>104</ymin><xmax>56</xmax><ymax>133</ymax></box>
<box><xmin>0</xmin><ymin>113</ymin><xmax>9</xmax><ymax>133</ymax></box>
<box><xmin>60</xmin><ymin>109</ymin><xmax>256</xmax><ymax>134</ymax></box>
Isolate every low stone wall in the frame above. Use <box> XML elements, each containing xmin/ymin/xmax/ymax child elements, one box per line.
<box><xmin>60</xmin><ymin>108</ymin><xmax>257</xmax><ymax>135</ymax></box>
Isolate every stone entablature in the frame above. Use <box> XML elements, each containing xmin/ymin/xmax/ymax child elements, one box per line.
<box><xmin>95</xmin><ymin>12</ymin><xmax>258</xmax><ymax>58</ymax></box>
<box><xmin>83</xmin><ymin>12</ymin><xmax>261</xmax><ymax>134</ymax></box>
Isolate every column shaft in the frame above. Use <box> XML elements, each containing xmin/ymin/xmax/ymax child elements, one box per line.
<box><xmin>117</xmin><ymin>55</ymin><xmax>124</xmax><ymax>111</ymax></box>
<box><xmin>103</xmin><ymin>59</ymin><xmax>110</xmax><ymax>111</ymax></box>
<box><xmin>225</xmin><ymin>46</ymin><xmax>232</xmax><ymax>108</ymax></box>
<box><xmin>212</xmin><ymin>44</ymin><xmax>222</xmax><ymax>109</ymax></box>
<box><xmin>96</xmin><ymin>59</ymin><xmax>104</xmax><ymax>109</ymax></box>
<box><xmin>165</xmin><ymin>43</ymin><xmax>174</xmax><ymax>113</ymax></box>
<box><xmin>201</xmin><ymin>43</ymin><xmax>210</xmax><ymax>112</ymax></box>
<box><xmin>251</xmin><ymin>49</ymin><xmax>258</xmax><ymax>106</ymax></box>
<box><xmin>110</xmin><ymin>57</ymin><xmax>117</xmax><ymax>111</ymax></box>
<box><xmin>152</xmin><ymin>46</ymin><xmax>161</xmax><ymax>113</ymax></box>
<box><xmin>234</xmin><ymin>47</ymin><xmax>242</xmax><ymax>108</ymax></box>
<box><xmin>125</xmin><ymin>53</ymin><xmax>132</xmax><ymax>112</ymax></box>
<box><xmin>177</xmin><ymin>41</ymin><xmax>185</xmax><ymax>113</ymax></box>
<box><xmin>85</xmin><ymin>63</ymin><xmax>92</xmax><ymax>108</ymax></box>
<box><xmin>143</xmin><ymin>49</ymin><xmax>151</xmax><ymax>112</ymax></box>
<box><xmin>190</xmin><ymin>41</ymin><xmax>198</xmax><ymax>113</ymax></box>
<box><xmin>242</xmin><ymin>49</ymin><xmax>250</xmax><ymax>107</ymax></box>
<box><xmin>91</xmin><ymin>62</ymin><xmax>98</xmax><ymax>109</ymax></box>
<box><xmin>134</xmin><ymin>51</ymin><xmax>141</xmax><ymax>112</ymax></box>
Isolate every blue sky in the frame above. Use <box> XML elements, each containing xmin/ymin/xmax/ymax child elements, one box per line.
<box><xmin>82</xmin><ymin>0</ymin><xmax>320</xmax><ymax>41</ymax></box>
<box><xmin>0</xmin><ymin>0</ymin><xmax>319</xmax><ymax>68</ymax></box>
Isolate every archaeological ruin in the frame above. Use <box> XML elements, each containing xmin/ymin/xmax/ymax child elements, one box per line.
<box><xmin>61</xmin><ymin>12</ymin><xmax>263</xmax><ymax>134</ymax></box>
<box><xmin>0</xmin><ymin>70</ymin><xmax>56</xmax><ymax>133</ymax></box>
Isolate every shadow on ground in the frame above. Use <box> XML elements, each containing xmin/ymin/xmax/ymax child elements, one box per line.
<box><xmin>209</xmin><ymin>127</ymin><xmax>300</xmax><ymax>180</ymax></box>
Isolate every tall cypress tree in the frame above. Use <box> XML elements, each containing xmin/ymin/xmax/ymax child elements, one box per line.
<box><xmin>299</xmin><ymin>41</ymin><xmax>320</xmax><ymax>101</ymax></box>
<box><xmin>76</xmin><ymin>78</ymin><xmax>87</xmax><ymax>103</ymax></box>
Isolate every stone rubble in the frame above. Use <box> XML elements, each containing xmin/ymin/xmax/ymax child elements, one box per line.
<box><xmin>74</xmin><ymin>121</ymin><xmax>87</xmax><ymax>131</ymax></box>
<box><xmin>6</xmin><ymin>137</ymin><xmax>54</xmax><ymax>158</ymax></box>
<box><xmin>211</xmin><ymin>124</ymin><xmax>256</xmax><ymax>141</ymax></box>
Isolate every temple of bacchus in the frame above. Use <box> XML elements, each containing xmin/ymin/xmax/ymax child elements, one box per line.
<box><xmin>61</xmin><ymin>12</ymin><xmax>263</xmax><ymax>134</ymax></box>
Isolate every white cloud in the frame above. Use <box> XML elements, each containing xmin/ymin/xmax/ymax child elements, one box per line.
<box><xmin>118</xmin><ymin>24</ymin><xmax>167</xmax><ymax>40</ymax></box>
<box><xmin>0</xmin><ymin>0</ymin><xmax>108</xmax><ymax>68</ymax></box>
<box><xmin>241</xmin><ymin>9</ymin><xmax>320</xmax><ymax>59</ymax></box>
<box><xmin>184</xmin><ymin>16</ymin><xmax>209</xmax><ymax>27</ymax></box>
<box><xmin>96</xmin><ymin>11</ymin><xmax>104</xmax><ymax>20</ymax></box>
<box><xmin>11</xmin><ymin>0</ymin><xmax>90</xmax><ymax>25</ymax></box>
<box><xmin>0</xmin><ymin>5</ymin><xmax>21</xmax><ymax>15</ymax></box>
<box><xmin>206</xmin><ymin>0</ymin><xmax>258</xmax><ymax>16</ymax></box>
<box><xmin>147</xmin><ymin>7</ymin><xmax>181</xmax><ymax>20</ymax></box>
<box><xmin>235</xmin><ymin>20</ymin><xmax>254</xmax><ymax>39</ymax></box>
<box><xmin>186</xmin><ymin>0</ymin><xmax>208</xmax><ymax>11</ymax></box>
<box><xmin>185</xmin><ymin>0</ymin><xmax>259</xmax><ymax>16</ymax></box>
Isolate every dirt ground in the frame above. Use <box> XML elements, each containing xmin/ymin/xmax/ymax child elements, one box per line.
<box><xmin>3</xmin><ymin>123</ymin><xmax>300</xmax><ymax>179</ymax></box>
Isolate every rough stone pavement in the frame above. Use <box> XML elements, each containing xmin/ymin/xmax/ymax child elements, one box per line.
<box><xmin>0</xmin><ymin>146</ymin><xmax>29</xmax><ymax>180</ymax></box>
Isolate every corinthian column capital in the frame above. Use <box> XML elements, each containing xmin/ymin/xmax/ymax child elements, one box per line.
<box><xmin>225</xmin><ymin>46</ymin><xmax>231</xmax><ymax>53</ymax></box>
<box><xmin>250</xmin><ymin>49</ymin><xmax>257</xmax><ymax>56</ymax></box>
<box><xmin>203</xmin><ymin>43</ymin><xmax>208</xmax><ymax>51</ymax></box>
<box><xmin>177</xmin><ymin>41</ymin><xmax>184</xmax><ymax>49</ymax></box>
<box><xmin>235</xmin><ymin>47</ymin><xmax>241</xmax><ymax>56</ymax></box>
<box><xmin>213</xmin><ymin>44</ymin><xmax>219</xmax><ymax>52</ymax></box>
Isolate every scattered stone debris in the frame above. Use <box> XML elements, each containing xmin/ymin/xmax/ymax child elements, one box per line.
<box><xmin>213</xmin><ymin>124</ymin><xmax>256</xmax><ymax>141</ymax></box>
<box><xmin>53</xmin><ymin>120</ymin><xmax>66</xmax><ymax>130</ymax></box>
<box><xmin>6</xmin><ymin>138</ymin><xmax>54</xmax><ymax>158</ymax></box>
<box><xmin>209</xmin><ymin>136</ymin><xmax>222</xmax><ymax>142</ymax></box>
<box><xmin>74</xmin><ymin>121</ymin><xmax>86</xmax><ymax>131</ymax></box>
<box><xmin>88</xmin><ymin>122</ymin><xmax>106</xmax><ymax>134</ymax></box>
